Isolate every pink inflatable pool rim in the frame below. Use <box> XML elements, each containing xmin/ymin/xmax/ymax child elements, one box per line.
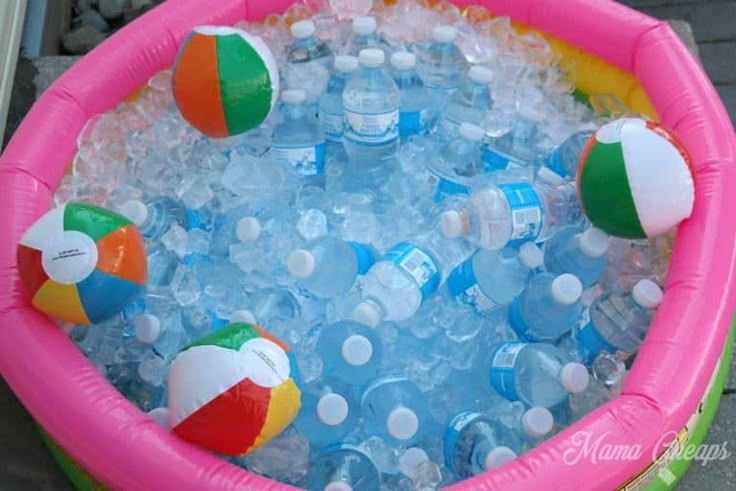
<box><xmin>0</xmin><ymin>0</ymin><xmax>734</xmax><ymax>489</ymax></box>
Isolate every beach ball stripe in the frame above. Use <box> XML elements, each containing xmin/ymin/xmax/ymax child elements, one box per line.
<box><xmin>173</xmin><ymin>26</ymin><xmax>279</xmax><ymax>138</ymax></box>
<box><xmin>17</xmin><ymin>203</ymin><xmax>146</xmax><ymax>324</ymax></box>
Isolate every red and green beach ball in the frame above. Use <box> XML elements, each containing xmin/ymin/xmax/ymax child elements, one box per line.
<box><xmin>172</xmin><ymin>26</ymin><xmax>279</xmax><ymax>138</ymax></box>
<box><xmin>577</xmin><ymin>118</ymin><xmax>696</xmax><ymax>239</ymax></box>
<box><xmin>167</xmin><ymin>322</ymin><xmax>302</xmax><ymax>456</ymax></box>
<box><xmin>16</xmin><ymin>203</ymin><xmax>147</xmax><ymax>325</ymax></box>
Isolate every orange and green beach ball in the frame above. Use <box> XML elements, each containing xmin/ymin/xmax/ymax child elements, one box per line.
<box><xmin>173</xmin><ymin>26</ymin><xmax>279</xmax><ymax>138</ymax></box>
<box><xmin>17</xmin><ymin>203</ymin><xmax>147</xmax><ymax>325</ymax></box>
<box><xmin>167</xmin><ymin>322</ymin><xmax>302</xmax><ymax>456</ymax></box>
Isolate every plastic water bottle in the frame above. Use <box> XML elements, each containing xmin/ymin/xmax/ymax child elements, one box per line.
<box><xmin>390</xmin><ymin>52</ymin><xmax>429</xmax><ymax>141</ymax></box>
<box><xmin>443</xmin><ymin>411</ymin><xmax>521</xmax><ymax>479</ymax></box>
<box><xmin>317</xmin><ymin>320</ymin><xmax>382</xmax><ymax>386</ymax></box>
<box><xmin>506</xmin><ymin>105</ymin><xmax>546</xmax><ymax>163</ymax></box>
<box><xmin>518</xmin><ymin>406</ymin><xmax>555</xmax><ymax>449</ymax></box>
<box><xmin>272</xmin><ymin>90</ymin><xmax>326</xmax><ymax>185</ymax></box>
<box><xmin>351</xmin><ymin>233</ymin><xmax>473</xmax><ymax>326</ymax></box>
<box><xmin>543</xmin><ymin>129</ymin><xmax>595</xmax><ymax>178</ymax></box>
<box><xmin>295</xmin><ymin>378</ymin><xmax>359</xmax><ymax>448</ymax></box>
<box><xmin>439</xmin><ymin>179</ymin><xmax>584</xmax><ymax>249</ymax></box>
<box><xmin>509</xmin><ymin>272</ymin><xmax>583</xmax><ymax>342</ymax></box>
<box><xmin>576</xmin><ymin>279</ymin><xmax>663</xmax><ymax>362</ymax></box>
<box><xmin>418</xmin><ymin>26</ymin><xmax>468</xmax><ymax>101</ymax></box>
<box><xmin>343</xmin><ymin>49</ymin><xmax>401</xmax><ymax>181</ymax></box>
<box><xmin>348</xmin><ymin>17</ymin><xmax>389</xmax><ymax>56</ymax></box>
<box><xmin>287</xmin><ymin>236</ymin><xmax>377</xmax><ymax>298</ymax></box>
<box><xmin>286</xmin><ymin>20</ymin><xmax>332</xmax><ymax>64</ymax></box>
<box><xmin>360</xmin><ymin>376</ymin><xmax>429</xmax><ymax>446</ymax></box>
<box><xmin>427</xmin><ymin>122</ymin><xmax>485</xmax><ymax>202</ymax></box>
<box><xmin>319</xmin><ymin>56</ymin><xmax>359</xmax><ymax>148</ymax></box>
<box><xmin>488</xmin><ymin>342</ymin><xmax>590</xmax><ymax>408</ymax></box>
<box><xmin>436</xmin><ymin>65</ymin><xmax>494</xmax><ymax>138</ymax></box>
<box><xmin>309</xmin><ymin>444</ymin><xmax>381</xmax><ymax>491</ymax></box>
<box><xmin>544</xmin><ymin>226</ymin><xmax>609</xmax><ymax>288</ymax></box>
<box><xmin>446</xmin><ymin>242</ymin><xmax>543</xmax><ymax>312</ymax></box>
<box><xmin>119</xmin><ymin>197</ymin><xmax>188</xmax><ymax>242</ymax></box>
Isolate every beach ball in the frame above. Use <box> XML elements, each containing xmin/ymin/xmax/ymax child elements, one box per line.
<box><xmin>172</xmin><ymin>26</ymin><xmax>279</xmax><ymax>138</ymax></box>
<box><xmin>577</xmin><ymin>118</ymin><xmax>695</xmax><ymax>239</ymax></box>
<box><xmin>168</xmin><ymin>322</ymin><xmax>302</xmax><ymax>456</ymax></box>
<box><xmin>16</xmin><ymin>203</ymin><xmax>146</xmax><ymax>325</ymax></box>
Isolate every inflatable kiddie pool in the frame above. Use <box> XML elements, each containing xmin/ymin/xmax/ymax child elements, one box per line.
<box><xmin>1</xmin><ymin>0</ymin><xmax>734</xmax><ymax>489</ymax></box>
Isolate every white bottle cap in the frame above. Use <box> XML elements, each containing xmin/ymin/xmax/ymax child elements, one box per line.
<box><xmin>134</xmin><ymin>314</ymin><xmax>162</xmax><ymax>344</ymax></box>
<box><xmin>579</xmin><ymin>227</ymin><xmax>609</xmax><ymax>258</ymax></box>
<box><xmin>341</xmin><ymin>335</ymin><xmax>373</xmax><ymax>366</ymax></box>
<box><xmin>468</xmin><ymin>65</ymin><xmax>494</xmax><ymax>84</ymax></box>
<box><xmin>230</xmin><ymin>309</ymin><xmax>257</xmax><ymax>324</ymax></box>
<box><xmin>119</xmin><ymin>199</ymin><xmax>149</xmax><ymax>226</ymax></box>
<box><xmin>518</xmin><ymin>242</ymin><xmax>544</xmax><ymax>269</ymax></box>
<box><xmin>147</xmin><ymin>407</ymin><xmax>170</xmax><ymax>428</ymax></box>
<box><xmin>521</xmin><ymin>406</ymin><xmax>554</xmax><ymax>439</ymax></box>
<box><xmin>282</xmin><ymin>89</ymin><xmax>307</xmax><ymax>104</ymax></box>
<box><xmin>518</xmin><ymin>105</ymin><xmax>545</xmax><ymax>122</ymax></box>
<box><xmin>324</xmin><ymin>482</ymin><xmax>353</xmax><ymax>491</ymax></box>
<box><xmin>551</xmin><ymin>273</ymin><xmax>583</xmax><ymax>305</ymax></box>
<box><xmin>335</xmin><ymin>55</ymin><xmax>359</xmax><ymax>73</ymax></box>
<box><xmin>632</xmin><ymin>279</ymin><xmax>664</xmax><ymax>309</ymax></box>
<box><xmin>484</xmin><ymin>446</ymin><xmax>517</xmax><ymax>469</ymax></box>
<box><xmin>387</xmin><ymin>406</ymin><xmax>419</xmax><ymax>441</ymax></box>
<box><xmin>287</xmin><ymin>249</ymin><xmax>316</xmax><ymax>279</ymax></box>
<box><xmin>459</xmin><ymin>123</ymin><xmax>485</xmax><ymax>142</ymax></box>
<box><xmin>291</xmin><ymin>20</ymin><xmax>315</xmax><ymax>39</ymax></box>
<box><xmin>559</xmin><ymin>362</ymin><xmax>590</xmax><ymax>393</ymax></box>
<box><xmin>316</xmin><ymin>393</ymin><xmax>349</xmax><ymax>426</ymax></box>
<box><xmin>440</xmin><ymin>210</ymin><xmax>464</xmax><ymax>239</ymax></box>
<box><xmin>432</xmin><ymin>25</ymin><xmax>457</xmax><ymax>43</ymax></box>
<box><xmin>390</xmin><ymin>51</ymin><xmax>416</xmax><ymax>70</ymax></box>
<box><xmin>352</xmin><ymin>16</ymin><xmax>377</xmax><ymax>35</ymax></box>
<box><xmin>399</xmin><ymin>447</ymin><xmax>429</xmax><ymax>478</ymax></box>
<box><xmin>359</xmin><ymin>48</ymin><xmax>385</xmax><ymax>68</ymax></box>
<box><xmin>351</xmin><ymin>301</ymin><xmax>382</xmax><ymax>328</ymax></box>
<box><xmin>236</xmin><ymin>216</ymin><xmax>262</xmax><ymax>242</ymax></box>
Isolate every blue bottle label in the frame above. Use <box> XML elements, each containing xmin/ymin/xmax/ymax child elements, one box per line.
<box><xmin>399</xmin><ymin>110</ymin><xmax>424</xmax><ymax>140</ymax></box>
<box><xmin>443</xmin><ymin>411</ymin><xmax>483</xmax><ymax>472</ymax></box>
<box><xmin>446</xmin><ymin>258</ymin><xmax>496</xmax><ymax>312</ymax></box>
<box><xmin>489</xmin><ymin>342</ymin><xmax>526</xmax><ymax>401</ymax></box>
<box><xmin>320</xmin><ymin>110</ymin><xmax>344</xmax><ymax>142</ymax></box>
<box><xmin>576</xmin><ymin>319</ymin><xmax>618</xmax><ymax>362</ymax></box>
<box><xmin>348</xmin><ymin>242</ymin><xmax>377</xmax><ymax>275</ymax></box>
<box><xmin>544</xmin><ymin>146</ymin><xmax>568</xmax><ymax>178</ymax></box>
<box><xmin>434</xmin><ymin>177</ymin><xmax>470</xmax><ymax>203</ymax></box>
<box><xmin>344</xmin><ymin>108</ymin><xmax>399</xmax><ymax>145</ymax></box>
<box><xmin>274</xmin><ymin>143</ymin><xmax>326</xmax><ymax>176</ymax></box>
<box><xmin>384</xmin><ymin>242</ymin><xmax>441</xmax><ymax>301</ymax></box>
<box><xmin>508</xmin><ymin>296</ymin><xmax>533</xmax><ymax>341</ymax></box>
<box><xmin>497</xmin><ymin>182</ymin><xmax>543</xmax><ymax>245</ymax></box>
<box><xmin>481</xmin><ymin>146</ymin><xmax>511</xmax><ymax>172</ymax></box>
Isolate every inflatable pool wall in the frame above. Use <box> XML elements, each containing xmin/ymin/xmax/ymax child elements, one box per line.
<box><xmin>1</xmin><ymin>0</ymin><xmax>734</xmax><ymax>490</ymax></box>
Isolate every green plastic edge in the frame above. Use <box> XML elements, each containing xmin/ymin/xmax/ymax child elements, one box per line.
<box><xmin>38</xmin><ymin>428</ymin><xmax>108</xmax><ymax>491</ymax></box>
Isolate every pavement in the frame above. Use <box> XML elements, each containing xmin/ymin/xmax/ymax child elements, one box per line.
<box><xmin>1</xmin><ymin>1</ymin><xmax>735</xmax><ymax>489</ymax></box>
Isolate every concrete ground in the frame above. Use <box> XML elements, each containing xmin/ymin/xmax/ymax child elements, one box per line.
<box><xmin>0</xmin><ymin>1</ymin><xmax>734</xmax><ymax>489</ymax></box>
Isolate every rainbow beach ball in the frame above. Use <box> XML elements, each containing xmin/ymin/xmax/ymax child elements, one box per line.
<box><xmin>17</xmin><ymin>203</ymin><xmax>146</xmax><ymax>325</ymax></box>
<box><xmin>167</xmin><ymin>322</ymin><xmax>302</xmax><ymax>456</ymax></box>
<box><xmin>577</xmin><ymin>118</ymin><xmax>695</xmax><ymax>239</ymax></box>
<box><xmin>172</xmin><ymin>26</ymin><xmax>279</xmax><ymax>138</ymax></box>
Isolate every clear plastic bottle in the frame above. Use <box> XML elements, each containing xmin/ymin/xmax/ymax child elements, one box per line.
<box><xmin>576</xmin><ymin>279</ymin><xmax>663</xmax><ymax>362</ymax></box>
<box><xmin>390</xmin><ymin>52</ymin><xmax>429</xmax><ymax>141</ymax></box>
<box><xmin>440</xmin><ymin>180</ymin><xmax>584</xmax><ymax>249</ymax></box>
<box><xmin>544</xmin><ymin>226</ymin><xmax>609</xmax><ymax>288</ymax></box>
<box><xmin>418</xmin><ymin>26</ymin><xmax>468</xmax><ymax>101</ymax></box>
<box><xmin>348</xmin><ymin>16</ymin><xmax>389</xmax><ymax>56</ymax></box>
<box><xmin>508</xmin><ymin>272</ymin><xmax>583</xmax><ymax>342</ymax></box>
<box><xmin>446</xmin><ymin>242</ymin><xmax>543</xmax><ymax>312</ymax></box>
<box><xmin>360</xmin><ymin>376</ymin><xmax>429</xmax><ymax>446</ymax></box>
<box><xmin>295</xmin><ymin>378</ymin><xmax>359</xmax><ymax>448</ymax></box>
<box><xmin>443</xmin><ymin>411</ymin><xmax>521</xmax><ymax>479</ymax></box>
<box><xmin>317</xmin><ymin>320</ymin><xmax>383</xmax><ymax>386</ymax></box>
<box><xmin>286</xmin><ymin>20</ymin><xmax>332</xmax><ymax>64</ymax></box>
<box><xmin>119</xmin><ymin>196</ymin><xmax>189</xmax><ymax>242</ymax></box>
<box><xmin>436</xmin><ymin>65</ymin><xmax>494</xmax><ymax>138</ymax></box>
<box><xmin>487</xmin><ymin>342</ymin><xmax>590</xmax><ymax>408</ymax></box>
<box><xmin>272</xmin><ymin>89</ymin><xmax>326</xmax><ymax>185</ymax></box>
<box><xmin>287</xmin><ymin>236</ymin><xmax>377</xmax><ymax>298</ymax></box>
<box><xmin>343</xmin><ymin>49</ymin><xmax>401</xmax><ymax>176</ymax></box>
<box><xmin>543</xmin><ymin>129</ymin><xmax>595</xmax><ymax>179</ymax></box>
<box><xmin>428</xmin><ymin>122</ymin><xmax>486</xmax><ymax>202</ymax></box>
<box><xmin>308</xmin><ymin>444</ymin><xmax>381</xmax><ymax>491</ymax></box>
<box><xmin>506</xmin><ymin>105</ymin><xmax>546</xmax><ymax>163</ymax></box>
<box><xmin>319</xmin><ymin>55</ymin><xmax>359</xmax><ymax>148</ymax></box>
